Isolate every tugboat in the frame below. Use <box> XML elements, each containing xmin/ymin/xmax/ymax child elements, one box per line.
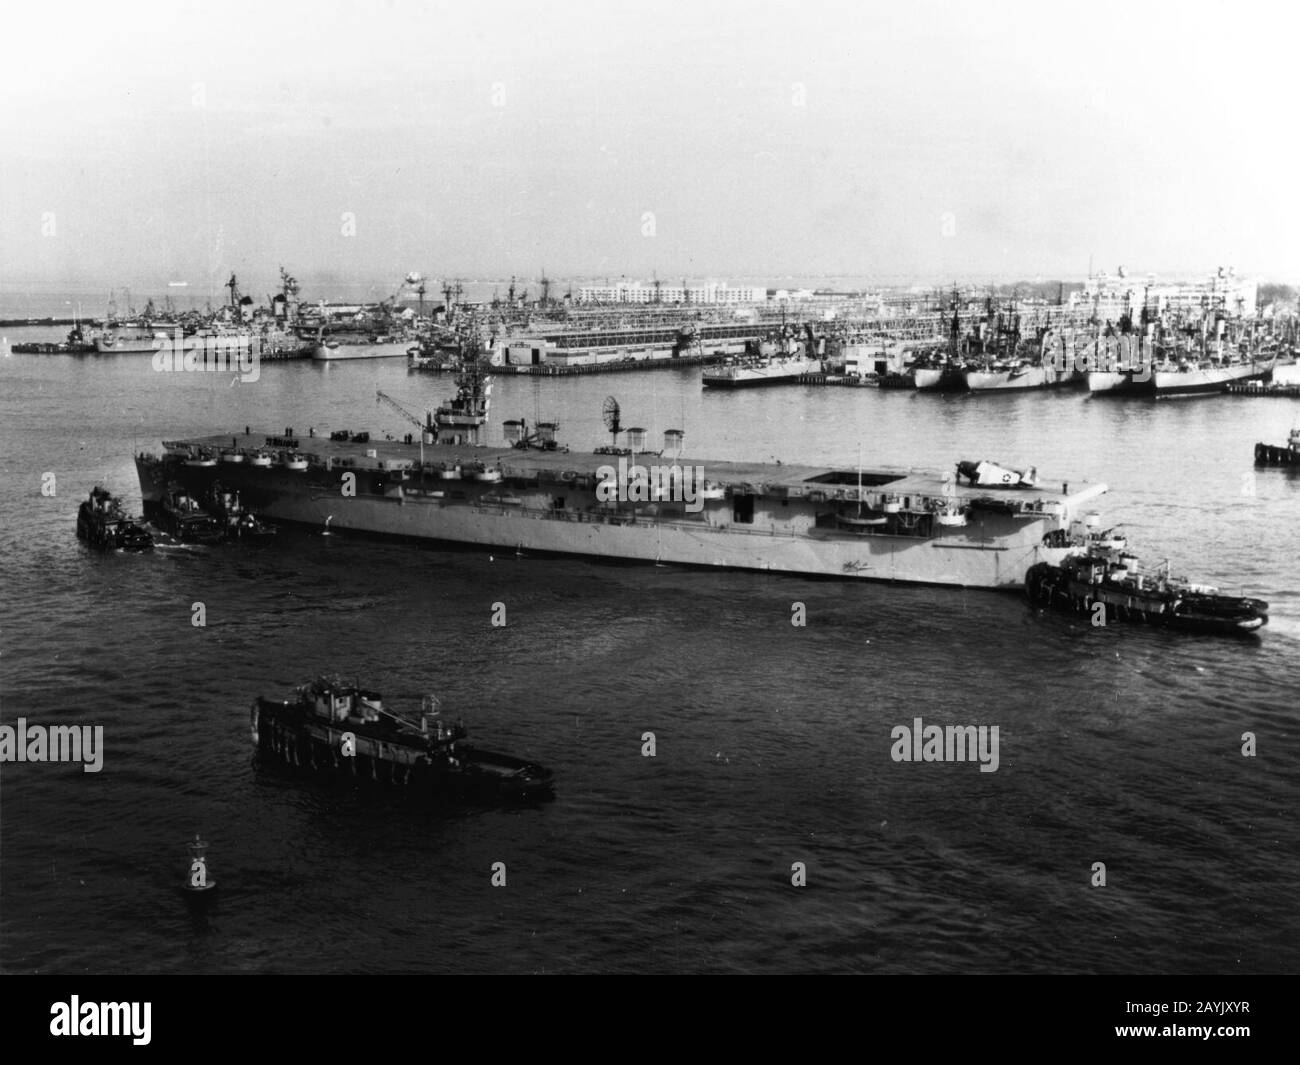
<box><xmin>1025</xmin><ymin>523</ymin><xmax>1268</xmax><ymax>636</ymax></box>
<box><xmin>159</xmin><ymin>487</ymin><xmax>225</xmax><ymax>544</ymax></box>
<box><xmin>206</xmin><ymin>484</ymin><xmax>277</xmax><ymax>539</ymax></box>
<box><xmin>250</xmin><ymin>677</ymin><xmax>554</xmax><ymax>802</ymax></box>
<box><xmin>1254</xmin><ymin>428</ymin><xmax>1300</xmax><ymax>467</ymax></box>
<box><xmin>76</xmin><ymin>487</ymin><xmax>154</xmax><ymax>550</ymax></box>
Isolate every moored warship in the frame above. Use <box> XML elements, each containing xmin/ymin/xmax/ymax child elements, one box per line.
<box><xmin>701</xmin><ymin>329</ymin><xmax>822</xmax><ymax>388</ymax></box>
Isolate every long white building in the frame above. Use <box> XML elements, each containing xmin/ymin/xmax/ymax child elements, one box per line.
<box><xmin>578</xmin><ymin>280</ymin><xmax>766</xmax><ymax>305</ymax></box>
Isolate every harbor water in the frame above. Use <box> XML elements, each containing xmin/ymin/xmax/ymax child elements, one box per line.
<box><xmin>1</xmin><ymin>325</ymin><xmax>1297</xmax><ymax>974</ymax></box>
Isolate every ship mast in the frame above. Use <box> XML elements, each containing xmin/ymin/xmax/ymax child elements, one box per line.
<box><xmin>226</xmin><ymin>274</ymin><xmax>241</xmax><ymax>320</ymax></box>
<box><xmin>857</xmin><ymin>442</ymin><xmax>864</xmax><ymax>518</ymax></box>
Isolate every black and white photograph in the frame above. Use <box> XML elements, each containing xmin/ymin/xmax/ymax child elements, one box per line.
<box><xmin>1</xmin><ymin>0</ymin><xmax>1295</xmax><ymax>1014</ymax></box>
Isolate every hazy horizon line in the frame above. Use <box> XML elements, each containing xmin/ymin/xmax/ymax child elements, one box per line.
<box><xmin>2</xmin><ymin>264</ymin><xmax>1289</xmax><ymax>299</ymax></box>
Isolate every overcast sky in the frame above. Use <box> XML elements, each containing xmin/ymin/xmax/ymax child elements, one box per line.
<box><xmin>3</xmin><ymin>0</ymin><xmax>1297</xmax><ymax>297</ymax></box>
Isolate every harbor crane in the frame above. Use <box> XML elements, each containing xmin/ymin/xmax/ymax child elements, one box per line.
<box><xmin>376</xmin><ymin>389</ymin><xmax>432</xmax><ymax>432</ymax></box>
<box><xmin>376</xmin><ymin>390</ymin><xmax>433</xmax><ymax>467</ymax></box>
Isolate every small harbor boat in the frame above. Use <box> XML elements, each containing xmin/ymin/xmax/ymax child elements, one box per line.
<box><xmin>77</xmin><ymin>487</ymin><xmax>154</xmax><ymax>551</ymax></box>
<box><xmin>159</xmin><ymin>488</ymin><xmax>225</xmax><ymax>544</ymax></box>
<box><xmin>1025</xmin><ymin>542</ymin><xmax>1268</xmax><ymax>636</ymax></box>
<box><xmin>207</xmin><ymin>485</ymin><xmax>277</xmax><ymax>539</ymax></box>
<box><xmin>250</xmin><ymin>677</ymin><xmax>554</xmax><ymax>802</ymax></box>
<box><xmin>1254</xmin><ymin>428</ymin><xmax>1300</xmax><ymax>467</ymax></box>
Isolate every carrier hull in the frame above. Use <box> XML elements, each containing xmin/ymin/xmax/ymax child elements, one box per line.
<box><xmin>137</xmin><ymin>434</ymin><xmax>1108</xmax><ymax>590</ymax></box>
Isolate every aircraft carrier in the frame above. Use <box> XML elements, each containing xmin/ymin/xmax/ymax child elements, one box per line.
<box><xmin>135</xmin><ymin>378</ymin><xmax>1107</xmax><ymax>590</ymax></box>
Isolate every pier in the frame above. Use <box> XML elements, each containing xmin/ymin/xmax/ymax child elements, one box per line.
<box><xmin>506</xmin><ymin>351</ymin><xmax>728</xmax><ymax>376</ymax></box>
<box><xmin>0</xmin><ymin>316</ymin><xmax>92</xmax><ymax>328</ymax></box>
<box><xmin>798</xmin><ymin>373</ymin><xmax>876</xmax><ymax>387</ymax></box>
<box><xmin>1227</xmin><ymin>382</ymin><xmax>1300</xmax><ymax>398</ymax></box>
<box><xmin>10</xmin><ymin>342</ymin><xmax>94</xmax><ymax>354</ymax></box>
<box><xmin>258</xmin><ymin>346</ymin><xmax>313</xmax><ymax>361</ymax></box>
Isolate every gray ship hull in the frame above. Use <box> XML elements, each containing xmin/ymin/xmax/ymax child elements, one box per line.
<box><xmin>137</xmin><ymin>434</ymin><xmax>1108</xmax><ymax>590</ymax></box>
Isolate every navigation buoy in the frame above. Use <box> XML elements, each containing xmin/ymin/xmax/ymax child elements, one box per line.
<box><xmin>182</xmin><ymin>834</ymin><xmax>217</xmax><ymax>896</ymax></box>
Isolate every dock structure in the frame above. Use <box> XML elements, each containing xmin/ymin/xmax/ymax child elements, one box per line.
<box><xmin>0</xmin><ymin>316</ymin><xmax>92</xmax><ymax>328</ymax></box>
<box><xmin>257</xmin><ymin>345</ymin><xmax>314</xmax><ymax>361</ymax></box>
<box><xmin>508</xmin><ymin>350</ymin><xmax>727</xmax><ymax>376</ymax></box>
<box><xmin>798</xmin><ymin>373</ymin><xmax>876</xmax><ymax>387</ymax></box>
<box><xmin>10</xmin><ymin>342</ymin><xmax>94</xmax><ymax>354</ymax></box>
<box><xmin>1227</xmin><ymin>382</ymin><xmax>1300</xmax><ymax>398</ymax></box>
<box><xmin>525</xmin><ymin>306</ymin><xmax>1106</xmax><ymax>352</ymax></box>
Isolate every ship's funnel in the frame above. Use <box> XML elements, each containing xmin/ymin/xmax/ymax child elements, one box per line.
<box><xmin>626</xmin><ymin>427</ymin><xmax>646</xmax><ymax>451</ymax></box>
<box><xmin>664</xmin><ymin>428</ymin><xmax>684</xmax><ymax>454</ymax></box>
<box><xmin>503</xmin><ymin>419</ymin><xmax>524</xmax><ymax>444</ymax></box>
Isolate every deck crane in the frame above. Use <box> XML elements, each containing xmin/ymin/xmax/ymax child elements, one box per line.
<box><xmin>376</xmin><ymin>390</ymin><xmax>434</xmax><ymax>468</ymax></box>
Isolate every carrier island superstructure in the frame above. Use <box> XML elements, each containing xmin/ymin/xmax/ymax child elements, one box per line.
<box><xmin>136</xmin><ymin>374</ymin><xmax>1107</xmax><ymax>590</ymax></box>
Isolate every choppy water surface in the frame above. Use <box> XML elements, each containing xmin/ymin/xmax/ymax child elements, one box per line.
<box><xmin>1</xmin><ymin>329</ymin><xmax>1297</xmax><ymax>973</ymax></box>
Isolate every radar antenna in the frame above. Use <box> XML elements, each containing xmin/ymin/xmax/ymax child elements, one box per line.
<box><xmin>602</xmin><ymin>395</ymin><xmax>622</xmax><ymax>450</ymax></box>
